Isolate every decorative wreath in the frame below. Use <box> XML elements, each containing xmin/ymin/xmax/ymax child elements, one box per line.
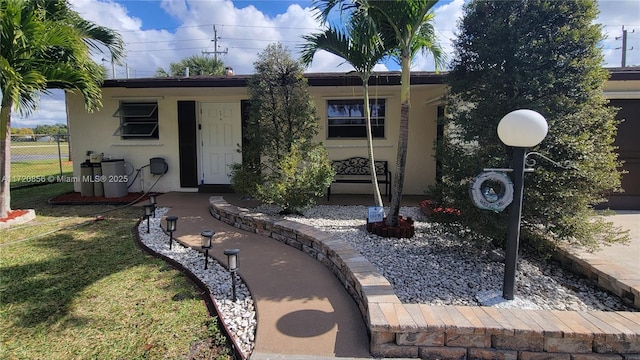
<box><xmin>469</xmin><ymin>171</ymin><xmax>514</xmax><ymax>212</ymax></box>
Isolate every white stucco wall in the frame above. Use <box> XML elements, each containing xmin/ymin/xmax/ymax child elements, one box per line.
<box><xmin>65</xmin><ymin>82</ymin><xmax>444</xmax><ymax>196</ymax></box>
<box><xmin>66</xmin><ymin>87</ymin><xmax>249</xmax><ymax>194</ymax></box>
<box><xmin>310</xmin><ymin>84</ymin><xmax>441</xmax><ymax>195</ymax></box>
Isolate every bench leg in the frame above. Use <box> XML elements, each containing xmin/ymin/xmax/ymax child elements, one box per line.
<box><xmin>327</xmin><ymin>186</ymin><xmax>331</xmax><ymax>201</ymax></box>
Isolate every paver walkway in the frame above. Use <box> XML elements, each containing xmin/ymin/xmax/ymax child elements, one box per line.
<box><xmin>557</xmin><ymin>210</ymin><xmax>640</xmax><ymax>308</ymax></box>
<box><xmin>148</xmin><ymin>192</ymin><xmax>639</xmax><ymax>359</ymax></box>
<box><xmin>590</xmin><ymin>211</ymin><xmax>639</xmax><ymax>273</ymax></box>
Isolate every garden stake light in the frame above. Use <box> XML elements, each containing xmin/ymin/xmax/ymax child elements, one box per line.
<box><xmin>166</xmin><ymin>216</ymin><xmax>178</xmax><ymax>250</ymax></box>
<box><xmin>148</xmin><ymin>193</ymin><xmax>157</xmax><ymax>217</ymax></box>
<box><xmin>200</xmin><ymin>230</ymin><xmax>214</xmax><ymax>269</ymax></box>
<box><xmin>224</xmin><ymin>248</ymin><xmax>240</xmax><ymax>301</ymax></box>
<box><xmin>143</xmin><ymin>204</ymin><xmax>154</xmax><ymax>233</ymax></box>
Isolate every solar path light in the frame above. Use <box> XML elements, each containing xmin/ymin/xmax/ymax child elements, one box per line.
<box><xmin>224</xmin><ymin>248</ymin><xmax>240</xmax><ymax>301</ymax></box>
<box><xmin>143</xmin><ymin>204</ymin><xmax>154</xmax><ymax>233</ymax></box>
<box><xmin>165</xmin><ymin>216</ymin><xmax>178</xmax><ymax>250</ymax></box>
<box><xmin>200</xmin><ymin>230</ymin><xmax>214</xmax><ymax>269</ymax></box>
<box><xmin>148</xmin><ymin>193</ymin><xmax>158</xmax><ymax>217</ymax></box>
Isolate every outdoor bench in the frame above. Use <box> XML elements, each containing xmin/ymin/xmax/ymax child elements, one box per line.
<box><xmin>328</xmin><ymin>157</ymin><xmax>392</xmax><ymax>201</ymax></box>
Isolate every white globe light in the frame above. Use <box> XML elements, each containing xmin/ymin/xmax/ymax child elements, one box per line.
<box><xmin>497</xmin><ymin>109</ymin><xmax>548</xmax><ymax>147</ymax></box>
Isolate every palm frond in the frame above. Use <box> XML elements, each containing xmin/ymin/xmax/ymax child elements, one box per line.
<box><xmin>301</xmin><ymin>3</ymin><xmax>386</xmax><ymax>75</ymax></box>
<box><xmin>75</xmin><ymin>19</ymin><xmax>125</xmax><ymax>63</ymax></box>
<box><xmin>312</xmin><ymin>0</ymin><xmax>358</xmax><ymax>23</ymax></box>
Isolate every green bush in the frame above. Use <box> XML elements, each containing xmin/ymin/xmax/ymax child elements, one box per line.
<box><xmin>255</xmin><ymin>144</ymin><xmax>334</xmax><ymax>214</ymax></box>
<box><xmin>431</xmin><ymin>0</ymin><xmax>628</xmax><ymax>250</ymax></box>
<box><xmin>230</xmin><ymin>43</ymin><xmax>334</xmax><ymax>213</ymax></box>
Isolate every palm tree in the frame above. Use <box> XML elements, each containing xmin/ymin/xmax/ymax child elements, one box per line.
<box><xmin>0</xmin><ymin>0</ymin><xmax>123</xmax><ymax>218</ymax></box>
<box><xmin>367</xmin><ymin>0</ymin><xmax>445</xmax><ymax>227</ymax></box>
<box><xmin>301</xmin><ymin>8</ymin><xmax>387</xmax><ymax>207</ymax></box>
<box><xmin>156</xmin><ymin>55</ymin><xmax>226</xmax><ymax>77</ymax></box>
<box><xmin>308</xmin><ymin>0</ymin><xmax>445</xmax><ymax>227</ymax></box>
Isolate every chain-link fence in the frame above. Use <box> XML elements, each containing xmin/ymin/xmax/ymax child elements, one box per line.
<box><xmin>9</xmin><ymin>134</ymin><xmax>72</xmax><ymax>188</ymax></box>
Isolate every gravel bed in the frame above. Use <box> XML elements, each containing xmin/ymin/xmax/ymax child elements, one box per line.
<box><xmin>137</xmin><ymin>207</ymin><xmax>256</xmax><ymax>357</ymax></box>
<box><xmin>137</xmin><ymin>204</ymin><xmax>635</xmax><ymax>358</ymax></box>
<box><xmin>271</xmin><ymin>204</ymin><xmax>636</xmax><ymax>312</ymax></box>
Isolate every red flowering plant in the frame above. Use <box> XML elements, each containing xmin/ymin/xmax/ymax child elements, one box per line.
<box><xmin>419</xmin><ymin>199</ymin><xmax>461</xmax><ymax>223</ymax></box>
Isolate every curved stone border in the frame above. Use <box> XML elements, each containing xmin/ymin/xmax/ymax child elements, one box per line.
<box><xmin>131</xmin><ymin>219</ymin><xmax>247</xmax><ymax>360</ymax></box>
<box><xmin>0</xmin><ymin>209</ymin><xmax>36</xmax><ymax>230</ymax></box>
<box><xmin>210</xmin><ymin>196</ymin><xmax>640</xmax><ymax>359</ymax></box>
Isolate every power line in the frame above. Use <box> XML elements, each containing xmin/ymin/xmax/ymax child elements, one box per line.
<box><xmin>116</xmin><ymin>22</ymin><xmax>321</xmax><ymax>34</ymax></box>
<box><xmin>201</xmin><ymin>25</ymin><xmax>228</xmax><ymax>61</ymax></box>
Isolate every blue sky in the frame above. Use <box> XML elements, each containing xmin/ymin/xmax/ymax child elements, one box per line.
<box><xmin>118</xmin><ymin>0</ymin><xmax>314</xmax><ymax>28</ymax></box>
<box><xmin>14</xmin><ymin>0</ymin><xmax>640</xmax><ymax>128</ymax></box>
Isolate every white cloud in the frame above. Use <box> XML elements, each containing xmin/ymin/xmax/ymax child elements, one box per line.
<box><xmin>412</xmin><ymin>0</ymin><xmax>465</xmax><ymax>71</ymax></box>
<box><xmin>154</xmin><ymin>0</ymin><xmax>330</xmax><ymax>74</ymax></box>
<box><xmin>13</xmin><ymin>90</ymin><xmax>67</xmax><ymax>128</ymax></box>
<box><xmin>19</xmin><ymin>0</ymin><xmax>639</xmax><ymax>128</ymax></box>
<box><xmin>597</xmin><ymin>0</ymin><xmax>640</xmax><ymax>67</ymax></box>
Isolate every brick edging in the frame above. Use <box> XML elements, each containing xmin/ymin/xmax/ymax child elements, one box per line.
<box><xmin>209</xmin><ymin>196</ymin><xmax>640</xmax><ymax>359</ymax></box>
<box><xmin>552</xmin><ymin>245</ymin><xmax>640</xmax><ymax>310</ymax></box>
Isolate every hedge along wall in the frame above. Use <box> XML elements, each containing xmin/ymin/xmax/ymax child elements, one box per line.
<box><xmin>208</xmin><ymin>196</ymin><xmax>640</xmax><ymax>359</ymax></box>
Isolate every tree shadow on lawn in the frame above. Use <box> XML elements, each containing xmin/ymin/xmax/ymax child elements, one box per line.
<box><xmin>0</xmin><ymin>209</ymin><xmax>189</xmax><ymax>329</ymax></box>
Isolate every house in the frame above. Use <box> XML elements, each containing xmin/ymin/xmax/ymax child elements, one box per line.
<box><xmin>65</xmin><ymin>68</ymin><xmax>640</xmax><ymax>209</ymax></box>
<box><xmin>601</xmin><ymin>67</ymin><xmax>640</xmax><ymax>210</ymax></box>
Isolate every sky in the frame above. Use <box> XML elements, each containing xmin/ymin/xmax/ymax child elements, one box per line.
<box><xmin>13</xmin><ymin>0</ymin><xmax>640</xmax><ymax>128</ymax></box>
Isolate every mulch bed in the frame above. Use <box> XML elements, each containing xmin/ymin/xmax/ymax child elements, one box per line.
<box><xmin>0</xmin><ymin>209</ymin><xmax>30</xmax><ymax>223</ymax></box>
<box><xmin>366</xmin><ymin>215</ymin><xmax>415</xmax><ymax>238</ymax></box>
<box><xmin>49</xmin><ymin>191</ymin><xmax>151</xmax><ymax>205</ymax></box>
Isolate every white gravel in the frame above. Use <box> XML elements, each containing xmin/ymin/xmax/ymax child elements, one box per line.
<box><xmin>274</xmin><ymin>204</ymin><xmax>636</xmax><ymax>312</ymax></box>
<box><xmin>137</xmin><ymin>204</ymin><xmax>636</xmax><ymax>358</ymax></box>
<box><xmin>137</xmin><ymin>207</ymin><xmax>256</xmax><ymax>357</ymax></box>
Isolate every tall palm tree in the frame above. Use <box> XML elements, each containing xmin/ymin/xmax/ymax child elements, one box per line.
<box><xmin>309</xmin><ymin>0</ymin><xmax>445</xmax><ymax>227</ymax></box>
<box><xmin>301</xmin><ymin>9</ymin><xmax>387</xmax><ymax>207</ymax></box>
<box><xmin>0</xmin><ymin>0</ymin><xmax>123</xmax><ymax>218</ymax></box>
<box><xmin>367</xmin><ymin>0</ymin><xmax>445</xmax><ymax>227</ymax></box>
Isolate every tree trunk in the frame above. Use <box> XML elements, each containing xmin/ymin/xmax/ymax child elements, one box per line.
<box><xmin>386</xmin><ymin>55</ymin><xmax>411</xmax><ymax>227</ymax></box>
<box><xmin>363</xmin><ymin>81</ymin><xmax>384</xmax><ymax>207</ymax></box>
<box><xmin>0</xmin><ymin>95</ymin><xmax>13</xmax><ymax>218</ymax></box>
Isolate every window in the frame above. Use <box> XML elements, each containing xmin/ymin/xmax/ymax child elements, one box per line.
<box><xmin>327</xmin><ymin>99</ymin><xmax>385</xmax><ymax>139</ymax></box>
<box><xmin>113</xmin><ymin>102</ymin><xmax>159</xmax><ymax>139</ymax></box>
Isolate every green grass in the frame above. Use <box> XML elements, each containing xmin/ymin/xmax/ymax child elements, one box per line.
<box><xmin>0</xmin><ymin>184</ymin><xmax>233</xmax><ymax>359</ymax></box>
<box><xmin>10</xmin><ymin>142</ymin><xmax>70</xmax><ymax>156</ymax></box>
<box><xmin>9</xmin><ymin>161</ymin><xmax>73</xmax><ymax>188</ymax></box>
<box><xmin>9</xmin><ymin>141</ymin><xmax>71</xmax><ymax>188</ymax></box>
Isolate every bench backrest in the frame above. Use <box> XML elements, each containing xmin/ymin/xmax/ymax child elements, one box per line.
<box><xmin>332</xmin><ymin>157</ymin><xmax>388</xmax><ymax>176</ymax></box>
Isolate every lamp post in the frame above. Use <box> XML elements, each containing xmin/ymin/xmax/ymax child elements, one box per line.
<box><xmin>200</xmin><ymin>230</ymin><xmax>214</xmax><ymax>269</ymax></box>
<box><xmin>166</xmin><ymin>216</ymin><xmax>178</xmax><ymax>249</ymax></box>
<box><xmin>143</xmin><ymin>204</ymin><xmax>154</xmax><ymax>233</ymax></box>
<box><xmin>497</xmin><ymin>109</ymin><xmax>548</xmax><ymax>300</ymax></box>
<box><xmin>148</xmin><ymin>193</ymin><xmax>157</xmax><ymax>217</ymax></box>
<box><xmin>224</xmin><ymin>248</ymin><xmax>240</xmax><ymax>301</ymax></box>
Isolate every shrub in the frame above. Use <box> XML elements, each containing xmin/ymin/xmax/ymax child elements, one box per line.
<box><xmin>256</xmin><ymin>144</ymin><xmax>334</xmax><ymax>214</ymax></box>
<box><xmin>431</xmin><ymin>0</ymin><xmax>628</xmax><ymax>250</ymax></box>
<box><xmin>230</xmin><ymin>43</ymin><xmax>334</xmax><ymax>213</ymax></box>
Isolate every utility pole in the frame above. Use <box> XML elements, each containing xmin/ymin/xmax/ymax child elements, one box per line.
<box><xmin>202</xmin><ymin>25</ymin><xmax>228</xmax><ymax>62</ymax></box>
<box><xmin>616</xmin><ymin>26</ymin><xmax>635</xmax><ymax>68</ymax></box>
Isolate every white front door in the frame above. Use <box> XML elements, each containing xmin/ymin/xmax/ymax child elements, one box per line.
<box><xmin>200</xmin><ymin>102</ymin><xmax>241</xmax><ymax>184</ymax></box>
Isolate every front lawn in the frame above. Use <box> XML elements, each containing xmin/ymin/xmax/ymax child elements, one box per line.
<box><xmin>0</xmin><ymin>184</ymin><xmax>232</xmax><ymax>359</ymax></box>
